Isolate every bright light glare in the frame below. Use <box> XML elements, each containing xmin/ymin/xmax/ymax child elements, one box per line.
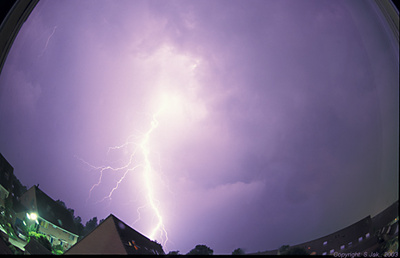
<box><xmin>154</xmin><ymin>91</ymin><xmax>207</xmax><ymax>126</ymax></box>
<box><xmin>158</xmin><ymin>93</ymin><xmax>184</xmax><ymax>115</ymax></box>
<box><xmin>28</xmin><ymin>212</ymin><xmax>38</xmax><ymax>220</ymax></box>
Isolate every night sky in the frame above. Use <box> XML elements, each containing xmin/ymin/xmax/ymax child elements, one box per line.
<box><xmin>0</xmin><ymin>0</ymin><xmax>398</xmax><ymax>254</ymax></box>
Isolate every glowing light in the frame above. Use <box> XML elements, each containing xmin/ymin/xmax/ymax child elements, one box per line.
<box><xmin>27</xmin><ymin>212</ymin><xmax>38</xmax><ymax>224</ymax></box>
<box><xmin>31</xmin><ymin>213</ymin><xmax>37</xmax><ymax>220</ymax></box>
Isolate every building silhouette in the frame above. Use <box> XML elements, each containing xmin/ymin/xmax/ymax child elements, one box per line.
<box><xmin>0</xmin><ymin>153</ymin><xmax>14</xmax><ymax>209</ymax></box>
<box><xmin>16</xmin><ymin>185</ymin><xmax>79</xmax><ymax>251</ymax></box>
<box><xmin>251</xmin><ymin>201</ymin><xmax>398</xmax><ymax>255</ymax></box>
<box><xmin>65</xmin><ymin>214</ymin><xmax>165</xmax><ymax>255</ymax></box>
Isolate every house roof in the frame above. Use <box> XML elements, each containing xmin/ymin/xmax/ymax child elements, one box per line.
<box><xmin>112</xmin><ymin>214</ymin><xmax>164</xmax><ymax>255</ymax></box>
<box><xmin>29</xmin><ymin>186</ymin><xmax>78</xmax><ymax>235</ymax></box>
<box><xmin>65</xmin><ymin>214</ymin><xmax>165</xmax><ymax>255</ymax></box>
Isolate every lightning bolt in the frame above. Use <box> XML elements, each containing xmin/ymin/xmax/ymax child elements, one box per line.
<box><xmin>140</xmin><ymin>111</ymin><xmax>168</xmax><ymax>243</ymax></box>
<box><xmin>75</xmin><ymin>46</ymin><xmax>201</xmax><ymax>253</ymax></box>
<box><xmin>79</xmin><ymin>107</ymin><xmax>169</xmax><ymax>248</ymax></box>
<box><xmin>38</xmin><ymin>26</ymin><xmax>57</xmax><ymax>57</ymax></box>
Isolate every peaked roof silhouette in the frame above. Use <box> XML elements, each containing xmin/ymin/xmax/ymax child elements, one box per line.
<box><xmin>65</xmin><ymin>214</ymin><xmax>165</xmax><ymax>255</ymax></box>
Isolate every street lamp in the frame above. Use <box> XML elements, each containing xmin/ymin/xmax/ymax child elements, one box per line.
<box><xmin>26</xmin><ymin>212</ymin><xmax>39</xmax><ymax>233</ymax></box>
<box><xmin>27</xmin><ymin>212</ymin><xmax>37</xmax><ymax>221</ymax></box>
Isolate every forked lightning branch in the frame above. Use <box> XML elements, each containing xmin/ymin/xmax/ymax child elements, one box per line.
<box><xmin>78</xmin><ymin>107</ymin><xmax>168</xmax><ymax>248</ymax></box>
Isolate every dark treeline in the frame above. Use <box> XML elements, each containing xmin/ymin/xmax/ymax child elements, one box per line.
<box><xmin>55</xmin><ymin>200</ymin><xmax>103</xmax><ymax>240</ymax></box>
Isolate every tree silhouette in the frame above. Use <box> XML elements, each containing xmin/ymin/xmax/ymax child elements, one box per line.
<box><xmin>187</xmin><ymin>244</ymin><xmax>213</xmax><ymax>255</ymax></box>
<box><xmin>279</xmin><ymin>246</ymin><xmax>309</xmax><ymax>255</ymax></box>
<box><xmin>232</xmin><ymin>248</ymin><xmax>245</xmax><ymax>255</ymax></box>
<box><xmin>81</xmin><ymin>217</ymin><xmax>98</xmax><ymax>237</ymax></box>
<box><xmin>73</xmin><ymin>216</ymin><xmax>84</xmax><ymax>237</ymax></box>
<box><xmin>55</xmin><ymin>199</ymin><xmax>85</xmax><ymax>238</ymax></box>
<box><xmin>278</xmin><ymin>244</ymin><xmax>290</xmax><ymax>254</ymax></box>
<box><xmin>167</xmin><ymin>250</ymin><xmax>180</xmax><ymax>255</ymax></box>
